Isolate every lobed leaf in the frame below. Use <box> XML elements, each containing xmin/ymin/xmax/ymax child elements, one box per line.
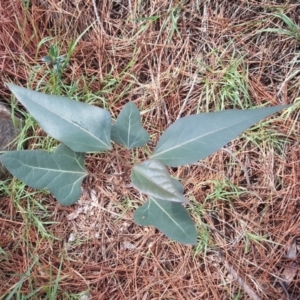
<box><xmin>111</xmin><ymin>102</ymin><xmax>149</xmax><ymax>149</ymax></box>
<box><xmin>151</xmin><ymin>105</ymin><xmax>289</xmax><ymax>167</ymax></box>
<box><xmin>134</xmin><ymin>197</ymin><xmax>197</xmax><ymax>245</ymax></box>
<box><xmin>7</xmin><ymin>83</ymin><xmax>112</xmax><ymax>153</ymax></box>
<box><xmin>0</xmin><ymin>144</ymin><xmax>87</xmax><ymax>205</ymax></box>
<box><xmin>131</xmin><ymin>159</ymin><xmax>189</xmax><ymax>203</ymax></box>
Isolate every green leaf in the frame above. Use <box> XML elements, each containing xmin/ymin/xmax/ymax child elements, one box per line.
<box><xmin>134</xmin><ymin>197</ymin><xmax>197</xmax><ymax>245</ymax></box>
<box><xmin>131</xmin><ymin>159</ymin><xmax>189</xmax><ymax>203</ymax></box>
<box><xmin>111</xmin><ymin>102</ymin><xmax>150</xmax><ymax>149</ymax></box>
<box><xmin>42</xmin><ymin>56</ymin><xmax>53</xmax><ymax>63</ymax></box>
<box><xmin>0</xmin><ymin>144</ymin><xmax>87</xmax><ymax>205</ymax></box>
<box><xmin>6</xmin><ymin>83</ymin><xmax>112</xmax><ymax>153</ymax></box>
<box><xmin>49</xmin><ymin>45</ymin><xmax>58</xmax><ymax>57</ymax></box>
<box><xmin>151</xmin><ymin>105</ymin><xmax>289</xmax><ymax>167</ymax></box>
<box><xmin>171</xmin><ymin>177</ymin><xmax>184</xmax><ymax>194</ymax></box>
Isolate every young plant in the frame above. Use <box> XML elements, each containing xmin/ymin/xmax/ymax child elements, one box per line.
<box><xmin>42</xmin><ymin>45</ymin><xmax>67</xmax><ymax>75</ymax></box>
<box><xmin>0</xmin><ymin>83</ymin><xmax>289</xmax><ymax>245</ymax></box>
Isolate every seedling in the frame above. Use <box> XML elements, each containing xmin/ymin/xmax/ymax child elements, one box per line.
<box><xmin>0</xmin><ymin>83</ymin><xmax>289</xmax><ymax>244</ymax></box>
<box><xmin>42</xmin><ymin>45</ymin><xmax>67</xmax><ymax>75</ymax></box>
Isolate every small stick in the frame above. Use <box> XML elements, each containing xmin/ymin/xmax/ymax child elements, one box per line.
<box><xmin>176</xmin><ymin>73</ymin><xmax>198</xmax><ymax>120</ymax></box>
<box><xmin>92</xmin><ymin>0</ymin><xmax>107</xmax><ymax>36</ymax></box>
<box><xmin>92</xmin><ymin>0</ymin><xmax>100</xmax><ymax>25</ymax></box>
<box><xmin>222</xmin><ymin>147</ymin><xmax>251</xmax><ymax>187</ymax></box>
<box><xmin>219</xmin><ymin>253</ymin><xmax>261</xmax><ymax>300</ymax></box>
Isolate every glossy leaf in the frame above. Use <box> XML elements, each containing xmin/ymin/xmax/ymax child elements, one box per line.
<box><xmin>131</xmin><ymin>159</ymin><xmax>189</xmax><ymax>203</ymax></box>
<box><xmin>0</xmin><ymin>144</ymin><xmax>87</xmax><ymax>205</ymax></box>
<box><xmin>111</xmin><ymin>102</ymin><xmax>150</xmax><ymax>149</ymax></box>
<box><xmin>134</xmin><ymin>197</ymin><xmax>197</xmax><ymax>245</ymax></box>
<box><xmin>151</xmin><ymin>105</ymin><xmax>289</xmax><ymax>167</ymax></box>
<box><xmin>7</xmin><ymin>83</ymin><xmax>112</xmax><ymax>153</ymax></box>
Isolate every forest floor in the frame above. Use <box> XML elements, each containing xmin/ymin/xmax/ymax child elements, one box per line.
<box><xmin>0</xmin><ymin>1</ymin><xmax>300</xmax><ymax>299</ymax></box>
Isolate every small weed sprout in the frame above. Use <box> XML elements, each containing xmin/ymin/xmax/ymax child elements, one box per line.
<box><xmin>42</xmin><ymin>45</ymin><xmax>67</xmax><ymax>77</ymax></box>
